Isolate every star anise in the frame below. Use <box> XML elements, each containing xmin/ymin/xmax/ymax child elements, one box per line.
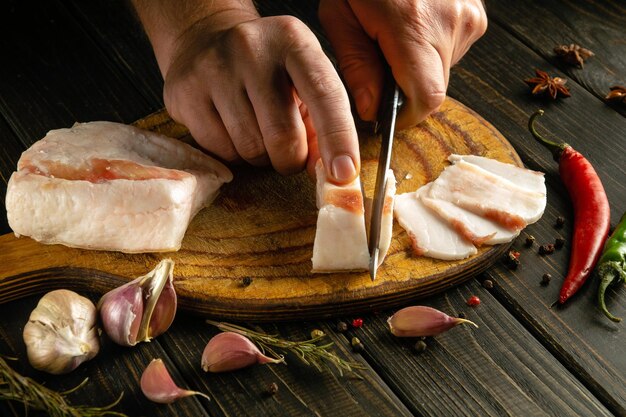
<box><xmin>554</xmin><ymin>44</ymin><xmax>594</xmax><ymax>68</ymax></box>
<box><xmin>525</xmin><ymin>69</ymin><xmax>571</xmax><ymax>100</ymax></box>
<box><xmin>605</xmin><ymin>86</ymin><xmax>626</xmax><ymax>104</ymax></box>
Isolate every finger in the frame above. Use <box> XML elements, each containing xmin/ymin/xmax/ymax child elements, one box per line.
<box><xmin>381</xmin><ymin>39</ymin><xmax>448</xmax><ymax>129</ymax></box>
<box><xmin>319</xmin><ymin>0</ymin><xmax>385</xmax><ymax>122</ymax></box>
<box><xmin>282</xmin><ymin>20</ymin><xmax>360</xmax><ymax>184</ymax></box>
<box><xmin>246</xmin><ymin>68</ymin><xmax>308</xmax><ymax>175</ymax></box>
<box><xmin>165</xmin><ymin>87</ymin><xmax>240</xmax><ymax>162</ymax></box>
<box><xmin>297</xmin><ymin>99</ymin><xmax>320</xmax><ymax>180</ymax></box>
<box><xmin>213</xmin><ymin>87</ymin><xmax>270</xmax><ymax>167</ymax></box>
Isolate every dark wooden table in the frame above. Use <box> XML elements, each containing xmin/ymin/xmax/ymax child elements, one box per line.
<box><xmin>1</xmin><ymin>1</ymin><xmax>625</xmax><ymax>416</ymax></box>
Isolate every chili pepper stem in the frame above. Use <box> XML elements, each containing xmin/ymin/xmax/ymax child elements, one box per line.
<box><xmin>528</xmin><ymin>110</ymin><xmax>568</xmax><ymax>161</ymax></box>
<box><xmin>597</xmin><ymin>261</ymin><xmax>626</xmax><ymax>322</ymax></box>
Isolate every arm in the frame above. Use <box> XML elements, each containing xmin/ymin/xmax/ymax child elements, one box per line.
<box><xmin>132</xmin><ymin>0</ymin><xmax>361</xmax><ymax>183</ymax></box>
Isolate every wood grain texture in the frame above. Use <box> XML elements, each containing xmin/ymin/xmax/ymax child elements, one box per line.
<box><xmin>0</xmin><ymin>294</ymin><xmax>211</xmax><ymax>417</ymax></box>
<box><xmin>0</xmin><ymin>98</ymin><xmax>520</xmax><ymax>321</ymax></box>
<box><xmin>446</xmin><ymin>18</ymin><xmax>626</xmax><ymax>417</ymax></box>
<box><xmin>485</xmin><ymin>0</ymin><xmax>626</xmax><ymax>117</ymax></box>
<box><xmin>341</xmin><ymin>280</ymin><xmax>613</xmax><ymax>417</ymax></box>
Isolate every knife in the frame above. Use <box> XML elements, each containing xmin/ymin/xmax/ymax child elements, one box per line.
<box><xmin>368</xmin><ymin>79</ymin><xmax>403</xmax><ymax>281</ymax></box>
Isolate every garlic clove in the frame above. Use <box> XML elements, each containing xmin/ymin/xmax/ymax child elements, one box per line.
<box><xmin>98</xmin><ymin>283</ymin><xmax>143</xmax><ymax>346</ymax></box>
<box><xmin>141</xmin><ymin>358</ymin><xmax>210</xmax><ymax>404</ymax></box>
<box><xmin>98</xmin><ymin>259</ymin><xmax>177</xmax><ymax>347</ymax></box>
<box><xmin>201</xmin><ymin>332</ymin><xmax>284</xmax><ymax>373</ymax></box>
<box><xmin>387</xmin><ymin>306</ymin><xmax>478</xmax><ymax>337</ymax></box>
<box><xmin>144</xmin><ymin>271</ymin><xmax>177</xmax><ymax>342</ymax></box>
<box><xmin>23</xmin><ymin>289</ymin><xmax>99</xmax><ymax>374</ymax></box>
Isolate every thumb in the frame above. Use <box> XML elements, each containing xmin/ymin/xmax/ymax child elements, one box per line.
<box><xmin>319</xmin><ymin>0</ymin><xmax>385</xmax><ymax>121</ymax></box>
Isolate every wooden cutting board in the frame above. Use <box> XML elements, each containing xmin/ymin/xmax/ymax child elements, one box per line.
<box><xmin>0</xmin><ymin>98</ymin><xmax>521</xmax><ymax>321</ymax></box>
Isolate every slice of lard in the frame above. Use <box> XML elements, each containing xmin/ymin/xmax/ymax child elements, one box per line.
<box><xmin>365</xmin><ymin>170</ymin><xmax>397</xmax><ymax>267</ymax></box>
<box><xmin>6</xmin><ymin>121</ymin><xmax>233</xmax><ymax>252</ymax></box>
<box><xmin>427</xmin><ymin>160</ymin><xmax>546</xmax><ymax>231</ymax></box>
<box><xmin>312</xmin><ymin>160</ymin><xmax>370</xmax><ymax>272</ymax></box>
<box><xmin>421</xmin><ymin>195</ymin><xmax>519</xmax><ymax>245</ymax></box>
<box><xmin>394</xmin><ymin>184</ymin><xmax>477</xmax><ymax>260</ymax></box>
<box><xmin>448</xmin><ymin>154</ymin><xmax>546</xmax><ymax>194</ymax></box>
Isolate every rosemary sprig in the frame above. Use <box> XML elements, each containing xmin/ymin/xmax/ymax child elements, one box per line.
<box><xmin>0</xmin><ymin>355</ymin><xmax>127</xmax><ymax>417</ymax></box>
<box><xmin>206</xmin><ymin>320</ymin><xmax>365</xmax><ymax>377</ymax></box>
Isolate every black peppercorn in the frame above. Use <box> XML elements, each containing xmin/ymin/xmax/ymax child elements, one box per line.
<box><xmin>482</xmin><ymin>279</ymin><xmax>494</xmax><ymax>289</ymax></box>
<box><xmin>414</xmin><ymin>340</ymin><xmax>427</xmax><ymax>353</ymax></box>
<box><xmin>555</xmin><ymin>237</ymin><xmax>566</xmax><ymax>249</ymax></box>
<box><xmin>555</xmin><ymin>216</ymin><xmax>565</xmax><ymax>228</ymax></box>
<box><xmin>267</xmin><ymin>382</ymin><xmax>279</xmax><ymax>396</ymax></box>
<box><xmin>525</xmin><ymin>235</ymin><xmax>536</xmax><ymax>247</ymax></box>
<box><xmin>541</xmin><ymin>273</ymin><xmax>552</xmax><ymax>286</ymax></box>
<box><xmin>242</xmin><ymin>276</ymin><xmax>252</xmax><ymax>287</ymax></box>
<box><xmin>336</xmin><ymin>321</ymin><xmax>348</xmax><ymax>333</ymax></box>
<box><xmin>539</xmin><ymin>244</ymin><xmax>555</xmax><ymax>255</ymax></box>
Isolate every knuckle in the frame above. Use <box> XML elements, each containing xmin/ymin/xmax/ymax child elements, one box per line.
<box><xmin>235</xmin><ymin>134</ymin><xmax>266</xmax><ymax>161</ymax></box>
<box><xmin>271</xmin><ymin>15</ymin><xmax>308</xmax><ymax>40</ymax></box>
<box><xmin>461</xmin><ymin>1</ymin><xmax>488</xmax><ymax>37</ymax></box>
<box><xmin>194</xmin><ymin>132</ymin><xmax>239</xmax><ymax>162</ymax></box>
<box><xmin>228</xmin><ymin>23</ymin><xmax>263</xmax><ymax>60</ymax></box>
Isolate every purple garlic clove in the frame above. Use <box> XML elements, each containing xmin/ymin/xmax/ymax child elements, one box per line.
<box><xmin>141</xmin><ymin>359</ymin><xmax>210</xmax><ymax>404</ymax></box>
<box><xmin>388</xmin><ymin>306</ymin><xmax>478</xmax><ymax>337</ymax></box>
<box><xmin>201</xmin><ymin>332</ymin><xmax>284</xmax><ymax>373</ymax></box>
<box><xmin>98</xmin><ymin>259</ymin><xmax>177</xmax><ymax>346</ymax></box>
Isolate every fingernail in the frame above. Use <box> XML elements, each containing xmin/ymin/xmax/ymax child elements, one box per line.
<box><xmin>331</xmin><ymin>155</ymin><xmax>357</xmax><ymax>183</ymax></box>
<box><xmin>354</xmin><ymin>88</ymin><xmax>373</xmax><ymax>118</ymax></box>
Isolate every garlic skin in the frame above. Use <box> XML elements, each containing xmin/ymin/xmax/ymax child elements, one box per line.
<box><xmin>98</xmin><ymin>259</ymin><xmax>177</xmax><ymax>346</ymax></box>
<box><xmin>201</xmin><ymin>332</ymin><xmax>284</xmax><ymax>373</ymax></box>
<box><xmin>388</xmin><ymin>306</ymin><xmax>478</xmax><ymax>337</ymax></box>
<box><xmin>141</xmin><ymin>359</ymin><xmax>210</xmax><ymax>404</ymax></box>
<box><xmin>23</xmin><ymin>290</ymin><xmax>99</xmax><ymax>375</ymax></box>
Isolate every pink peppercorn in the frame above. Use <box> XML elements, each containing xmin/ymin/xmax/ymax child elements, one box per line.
<box><xmin>466</xmin><ymin>296</ymin><xmax>481</xmax><ymax>307</ymax></box>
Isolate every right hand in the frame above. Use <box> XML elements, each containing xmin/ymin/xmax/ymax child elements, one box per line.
<box><xmin>162</xmin><ymin>13</ymin><xmax>361</xmax><ymax>183</ymax></box>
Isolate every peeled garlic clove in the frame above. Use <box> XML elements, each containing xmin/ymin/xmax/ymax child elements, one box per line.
<box><xmin>201</xmin><ymin>332</ymin><xmax>284</xmax><ymax>373</ymax></box>
<box><xmin>388</xmin><ymin>306</ymin><xmax>478</xmax><ymax>337</ymax></box>
<box><xmin>141</xmin><ymin>359</ymin><xmax>210</xmax><ymax>404</ymax></box>
<box><xmin>23</xmin><ymin>289</ymin><xmax>99</xmax><ymax>374</ymax></box>
<box><xmin>98</xmin><ymin>259</ymin><xmax>176</xmax><ymax>346</ymax></box>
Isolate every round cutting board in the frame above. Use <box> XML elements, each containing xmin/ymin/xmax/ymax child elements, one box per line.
<box><xmin>0</xmin><ymin>98</ymin><xmax>521</xmax><ymax>321</ymax></box>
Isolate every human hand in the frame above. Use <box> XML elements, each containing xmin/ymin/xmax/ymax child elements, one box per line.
<box><xmin>319</xmin><ymin>0</ymin><xmax>487</xmax><ymax>129</ymax></box>
<box><xmin>161</xmin><ymin>11</ymin><xmax>360</xmax><ymax>182</ymax></box>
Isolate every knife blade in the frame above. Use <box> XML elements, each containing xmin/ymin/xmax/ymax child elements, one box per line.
<box><xmin>368</xmin><ymin>81</ymin><xmax>403</xmax><ymax>281</ymax></box>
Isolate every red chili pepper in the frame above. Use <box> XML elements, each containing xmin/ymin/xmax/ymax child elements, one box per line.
<box><xmin>529</xmin><ymin>110</ymin><xmax>610</xmax><ymax>304</ymax></box>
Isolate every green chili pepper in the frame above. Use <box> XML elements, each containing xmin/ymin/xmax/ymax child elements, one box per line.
<box><xmin>597</xmin><ymin>212</ymin><xmax>626</xmax><ymax>322</ymax></box>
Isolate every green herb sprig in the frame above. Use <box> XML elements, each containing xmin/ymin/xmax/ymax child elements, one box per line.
<box><xmin>0</xmin><ymin>355</ymin><xmax>127</xmax><ymax>417</ymax></box>
<box><xmin>206</xmin><ymin>320</ymin><xmax>365</xmax><ymax>377</ymax></box>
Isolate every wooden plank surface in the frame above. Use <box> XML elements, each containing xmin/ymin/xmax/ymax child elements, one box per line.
<box><xmin>446</xmin><ymin>16</ymin><xmax>626</xmax><ymax>417</ymax></box>
<box><xmin>0</xmin><ymin>0</ymin><xmax>624</xmax><ymax>416</ymax></box>
<box><xmin>485</xmin><ymin>0</ymin><xmax>626</xmax><ymax>117</ymax></box>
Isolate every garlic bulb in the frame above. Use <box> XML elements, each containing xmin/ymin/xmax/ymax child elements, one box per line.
<box><xmin>98</xmin><ymin>259</ymin><xmax>176</xmax><ymax>346</ymax></box>
<box><xmin>201</xmin><ymin>332</ymin><xmax>284</xmax><ymax>373</ymax></box>
<box><xmin>388</xmin><ymin>305</ymin><xmax>478</xmax><ymax>337</ymax></box>
<box><xmin>23</xmin><ymin>289</ymin><xmax>99</xmax><ymax>375</ymax></box>
<box><xmin>141</xmin><ymin>359</ymin><xmax>210</xmax><ymax>404</ymax></box>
